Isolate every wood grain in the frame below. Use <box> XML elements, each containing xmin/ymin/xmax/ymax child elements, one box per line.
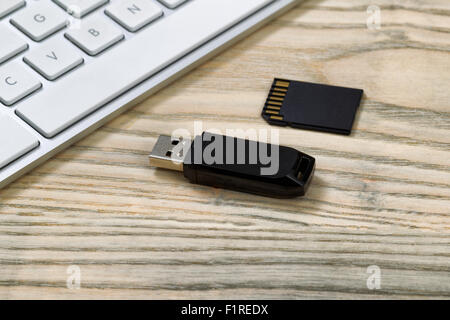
<box><xmin>0</xmin><ymin>0</ymin><xmax>449</xmax><ymax>299</ymax></box>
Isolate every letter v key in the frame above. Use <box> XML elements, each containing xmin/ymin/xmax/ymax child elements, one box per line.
<box><xmin>24</xmin><ymin>38</ymin><xmax>83</xmax><ymax>81</ymax></box>
<box><xmin>46</xmin><ymin>51</ymin><xmax>58</xmax><ymax>60</ymax></box>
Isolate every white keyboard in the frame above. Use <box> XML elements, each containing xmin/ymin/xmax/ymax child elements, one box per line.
<box><xmin>0</xmin><ymin>0</ymin><xmax>298</xmax><ymax>188</ymax></box>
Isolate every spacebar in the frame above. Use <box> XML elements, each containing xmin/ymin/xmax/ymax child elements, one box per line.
<box><xmin>17</xmin><ymin>0</ymin><xmax>273</xmax><ymax>138</ymax></box>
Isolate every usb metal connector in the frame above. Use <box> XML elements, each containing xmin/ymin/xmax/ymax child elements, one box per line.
<box><xmin>149</xmin><ymin>135</ymin><xmax>191</xmax><ymax>172</ymax></box>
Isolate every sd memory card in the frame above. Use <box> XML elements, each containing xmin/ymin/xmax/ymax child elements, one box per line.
<box><xmin>262</xmin><ymin>79</ymin><xmax>363</xmax><ymax>135</ymax></box>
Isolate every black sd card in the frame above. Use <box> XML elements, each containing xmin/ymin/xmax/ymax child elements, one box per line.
<box><xmin>262</xmin><ymin>79</ymin><xmax>363</xmax><ymax>135</ymax></box>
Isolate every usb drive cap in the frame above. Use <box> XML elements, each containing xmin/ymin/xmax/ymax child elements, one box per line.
<box><xmin>149</xmin><ymin>132</ymin><xmax>315</xmax><ymax>198</ymax></box>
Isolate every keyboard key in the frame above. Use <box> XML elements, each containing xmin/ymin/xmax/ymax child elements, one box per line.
<box><xmin>0</xmin><ymin>0</ymin><xmax>25</xmax><ymax>19</ymax></box>
<box><xmin>53</xmin><ymin>0</ymin><xmax>109</xmax><ymax>18</ymax></box>
<box><xmin>105</xmin><ymin>0</ymin><xmax>163</xmax><ymax>32</ymax></box>
<box><xmin>24</xmin><ymin>38</ymin><xmax>84</xmax><ymax>80</ymax></box>
<box><xmin>0</xmin><ymin>114</ymin><xmax>39</xmax><ymax>169</ymax></box>
<box><xmin>65</xmin><ymin>17</ymin><xmax>124</xmax><ymax>55</ymax></box>
<box><xmin>0</xmin><ymin>62</ymin><xmax>42</xmax><ymax>106</ymax></box>
<box><xmin>0</xmin><ymin>24</ymin><xmax>28</xmax><ymax>65</ymax></box>
<box><xmin>158</xmin><ymin>0</ymin><xmax>188</xmax><ymax>9</ymax></box>
<box><xmin>16</xmin><ymin>0</ymin><xmax>274</xmax><ymax>138</ymax></box>
<box><xmin>10</xmin><ymin>2</ymin><xmax>68</xmax><ymax>42</ymax></box>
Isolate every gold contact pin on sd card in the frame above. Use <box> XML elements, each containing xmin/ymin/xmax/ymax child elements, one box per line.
<box><xmin>261</xmin><ymin>79</ymin><xmax>292</xmax><ymax>122</ymax></box>
<box><xmin>261</xmin><ymin>78</ymin><xmax>363</xmax><ymax>135</ymax></box>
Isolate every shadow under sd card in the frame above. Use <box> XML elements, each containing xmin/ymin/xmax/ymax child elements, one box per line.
<box><xmin>262</xmin><ymin>79</ymin><xmax>364</xmax><ymax>135</ymax></box>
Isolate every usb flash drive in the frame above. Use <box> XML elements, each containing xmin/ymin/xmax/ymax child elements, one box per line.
<box><xmin>149</xmin><ymin>132</ymin><xmax>315</xmax><ymax>198</ymax></box>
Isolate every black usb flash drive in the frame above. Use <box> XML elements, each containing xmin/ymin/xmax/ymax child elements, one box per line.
<box><xmin>149</xmin><ymin>132</ymin><xmax>315</xmax><ymax>198</ymax></box>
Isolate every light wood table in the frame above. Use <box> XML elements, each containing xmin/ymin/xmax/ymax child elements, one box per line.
<box><xmin>0</xmin><ymin>0</ymin><xmax>449</xmax><ymax>299</ymax></box>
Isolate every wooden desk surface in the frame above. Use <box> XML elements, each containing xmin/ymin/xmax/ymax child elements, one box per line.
<box><xmin>0</xmin><ymin>0</ymin><xmax>449</xmax><ymax>299</ymax></box>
